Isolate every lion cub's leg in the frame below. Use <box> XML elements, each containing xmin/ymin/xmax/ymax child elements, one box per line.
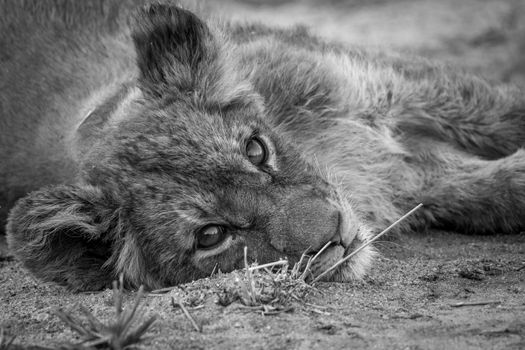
<box><xmin>419</xmin><ymin>149</ymin><xmax>525</xmax><ymax>234</ymax></box>
<box><xmin>395</xmin><ymin>78</ymin><xmax>525</xmax><ymax>160</ymax></box>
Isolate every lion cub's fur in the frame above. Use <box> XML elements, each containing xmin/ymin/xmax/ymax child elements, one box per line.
<box><xmin>2</xmin><ymin>0</ymin><xmax>525</xmax><ymax>291</ymax></box>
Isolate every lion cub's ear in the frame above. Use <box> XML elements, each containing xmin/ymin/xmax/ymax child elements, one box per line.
<box><xmin>6</xmin><ymin>185</ymin><xmax>119</xmax><ymax>291</ymax></box>
<box><xmin>131</xmin><ymin>4</ymin><xmax>253</xmax><ymax>105</ymax></box>
<box><xmin>131</xmin><ymin>4</ymin><xmax>217</xmax><ymax>97</ymax></box>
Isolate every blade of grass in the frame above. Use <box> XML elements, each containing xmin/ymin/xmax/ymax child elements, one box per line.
<box><xmin>249</xmin><ymin>260</ymin><xmax>288</xmax><ymax>271</ymax></box>
<box><xmin>54</xmin><ymin>281</ymin><xmax>156</xmax><ymax>349</ymax></box>
<box><xmin>78</xmin><ymin>305</ymin><xmax>106</xmax><ymax>333</ymax></box>
<box><xmin>54</xmin><ymin>309</ymin><xmax>92</xmax><ymax>338</ymax></box>
<box><xmin>244</xmin><ymin>246</ymin><xmax>257</xmax><ymax>305</ymax></box>
<box><xmin>291</xmin><ymin>248</ymin><xmax>310</xmax><ymax>278</ymax></box>
<box><xmin>300</xmin><ymin>241</ymin><xmax>332</xmax><ymax>280</ymax></box>
<box><xmin>149</xmin><ymin>286</ymin><xmax>176</xmax><ymax>294</ymax></box>
<box><xmin>171</xmin><ymin>298</ymin><xmax>202</xmax><ymax>332</ymax></box>
<box><xmin>113</xmin><ymin>278</ymin><xmax>122</xmax><ymax>317</ymax></box>
<box><xmin>0</xmin><ymin>328</ymin><xmax>16</xmax><ymax>349</ymax></box>
<box><xmin>210</xmin><ymin>263</ymin><xmax>219</xmax><ymax>277</ymax></box>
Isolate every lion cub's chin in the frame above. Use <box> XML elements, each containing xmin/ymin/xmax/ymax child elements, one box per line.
<box><xmin>309</xmin><ymin>224</ymin><xmax>376</xmax><ymax>282</ymax></box>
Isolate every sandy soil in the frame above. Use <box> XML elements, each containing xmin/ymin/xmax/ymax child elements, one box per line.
<box><xmin>2</xmin><ymin>232</ymin><xmax>524</xmax><ymax>349</ymax></box>
<box><xmin>2</xmin><ymin>0</ymin><xmax>525</xmax><ymax>349</ymax></box>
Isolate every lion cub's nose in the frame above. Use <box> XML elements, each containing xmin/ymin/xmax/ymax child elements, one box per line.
<box><xmin>267</xmin><ymin>194</ymin><xmax>341</xmax><ymax>255</ymax></box>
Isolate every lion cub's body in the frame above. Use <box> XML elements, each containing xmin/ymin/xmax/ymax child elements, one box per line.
<box><xmin>2</xmin><ymin>1</ymin><xmax>525</xmax><ymax>291</ymax></box>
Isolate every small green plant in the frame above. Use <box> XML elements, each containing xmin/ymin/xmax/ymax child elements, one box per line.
<box><xmin>55</xmin><ymin>277</ymin><xmax>156</xmax><ymax>349</ymax></box>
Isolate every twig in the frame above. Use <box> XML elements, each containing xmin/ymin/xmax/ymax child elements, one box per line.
<box><xmin>248</xmin><ymin>260</ymin><xmax>288</xmax><ymax>271</ymax></box>
<box><xmin>291</xmin><ymin>248</ymin><xmax>311</xmax><ymax>278</ymax></box>
<box><xmin>244</xmin><ymin>246</ymin><xmax>257</xmax><ymax>305</ymax></box>
<box><xmin>113</xmin><ymin>276</ymin><xmax>123</xmax><ymax>317</ymax></box>
<box><xmin>449</xmin><ymin>300</ymin><xmax>501</xmax><ymax>308</ymax></box>
<box><xmin>262</xmin><ymin>306</ymin><xmax>294</xmax><ymax>316</ymax></box>
<box><xmin>210</xmin><ymin>263</ymin><xmax>219</xmax><ymax>276</ymax></box>
<box><xmin>309</xmin><ymin>308</ymin><xmax>331</xmax><ymax>315</ymax></box>
<box><xmin>171</xmin><ymin>298</ymin><xmax>202</xmax><ymax>332</ymax></box>
<box><xmin>300</xmin><ymin>241</ymin><xmax>332</xmax><ymax>280</ymax></box>
<box><xmin>312</xmin><ymin>203</ymin><xmax>423</xmax><ymax>283</ymax></box>
<box><xmin>149</xmin><ymin>286</ymin><xmax>177</xmax><ymax>294</ymax></box>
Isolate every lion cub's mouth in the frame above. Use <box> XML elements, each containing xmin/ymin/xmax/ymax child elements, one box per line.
<box><xmin>306</xmin><ymin>224</ymin><xmax>376</xmax><ymax>282</ymax></box>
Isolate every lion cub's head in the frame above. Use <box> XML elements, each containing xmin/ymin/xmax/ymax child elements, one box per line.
<box><xmin>7</xmin><ymin>4</ymin><xmax>374</xmax><ymax>291</ymax></box>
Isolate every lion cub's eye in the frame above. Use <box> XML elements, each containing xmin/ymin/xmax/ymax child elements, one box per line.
<box><xmin>196</xmin><ymin>225</ymin><xmax>227</xmax><ymax>249</ymax></box>
<box><xmin>245</xmin><ymin>137</ymin><xmax>267</xmax><ymax>166</ymax></box>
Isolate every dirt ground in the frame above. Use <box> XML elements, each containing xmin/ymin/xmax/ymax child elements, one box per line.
<box><xmin>2</xmin><ymin>231</ymin><xmax>524</xmax><ymax>349</ymax></box>
<box><xmin>1</xmin><ymin>0</ymin><xmax>525</xmax><ymax>349</ymax></box>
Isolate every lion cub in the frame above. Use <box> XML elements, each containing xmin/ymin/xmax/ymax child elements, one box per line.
<box><xmin>2</xmin><ymin>2</ymin><xmax>524</xmax><ymax>291</ymax></box>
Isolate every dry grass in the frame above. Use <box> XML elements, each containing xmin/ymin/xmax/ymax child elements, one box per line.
<box><xmin>171</xmin><ymin>298</ymin><xmax>203</xmax><ymax>332</ymax></box>
<box><xmin>216</xmin><ymin>204</ymin><xmax>423</xmax><ymax>313</ymax></box>
<box><xmin>54</xmin><ymin>277</ymin><xmax>156</xmax><ymax>350</ymax></box>
<box><xmin>215</xmin><ymin>247</ymin><xmax>313</xmax><ymax>315</ymax></box>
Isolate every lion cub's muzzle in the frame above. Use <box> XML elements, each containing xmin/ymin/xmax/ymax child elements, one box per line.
<box><xmin>265</xmin><ymin>188</ymin><xmax>354</xmax><ymax>259</ymax></box>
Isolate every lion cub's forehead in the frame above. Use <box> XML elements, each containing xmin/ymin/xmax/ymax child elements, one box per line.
<box><xmin>161</xmin><ymin>104</ymin><xmax>259</xmax><ymax>157</ymax></box>
<box><xmin>115</xmin><ymin>103</ymin><xmax>266</xmax><ymax>177</ymax></box>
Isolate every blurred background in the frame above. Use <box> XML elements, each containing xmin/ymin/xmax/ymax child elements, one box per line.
<box><xmin>209</xmin><ymin>0</ymin><xmax>525</xmax><ymax>86</ymax></box>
